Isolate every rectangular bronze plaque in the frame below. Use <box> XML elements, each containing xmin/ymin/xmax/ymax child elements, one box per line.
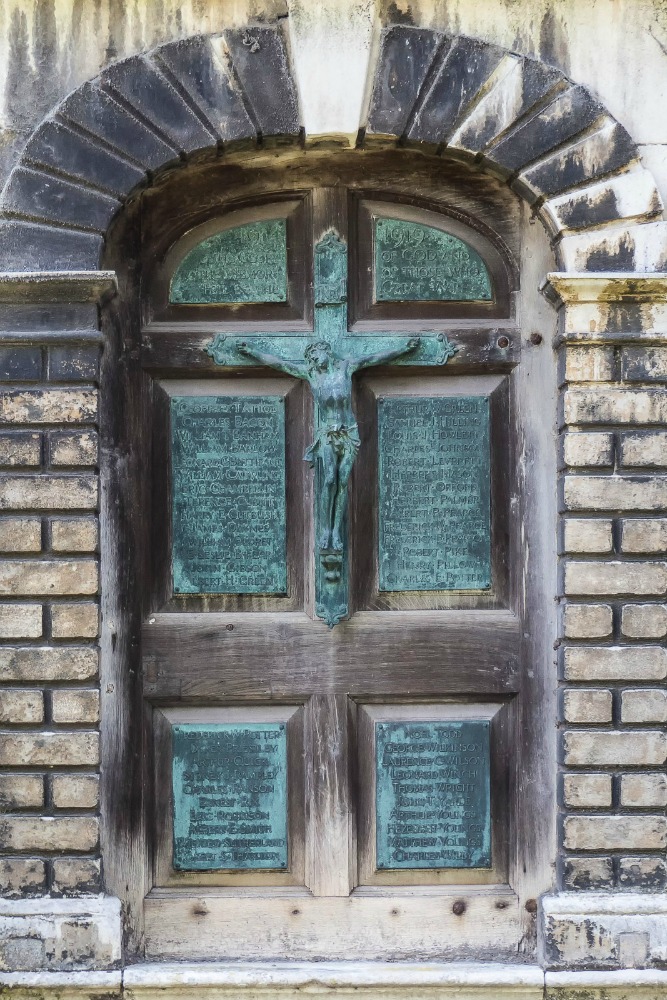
<box><xmin>171</xmin><ymin>395</ymin><xmax>287</xmax><ymax>594</ymax></box>
<box><xmin>375</xmin><ymin>720</ymin><xmax>491</xmax><ymax>869</ymax></box>
<box><xmin>378</xmin><ymin>395</ymin><xmax>491</xmax><ymax>591</ymax></box>
<box><xmin>172</xmin><ymin>722</ymin><xmax>288</xmax><ymax>870</ymax></box>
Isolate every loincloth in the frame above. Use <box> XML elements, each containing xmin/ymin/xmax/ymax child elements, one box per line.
<box><xmin>304</xmin><ymin>422</ymin><xmax>361</xmax><ymax>466</ymax></box>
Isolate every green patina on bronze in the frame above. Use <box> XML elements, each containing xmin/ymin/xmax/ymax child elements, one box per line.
<box><xmin>172</xmin><ymin>723</ymin><xmax>288</xmax><ymax>871</ymax></box>
<box><xmin>170</xmin><ymin>219</ymin><xmax>287</xmax><ymax>304</ymax></box>
<box><xmin>171</xmin><ymin>395</ymin><xmax>286</xmax><ymax>595</ymax></box>
<box><xmin>375</xmin><ymin>218</ymin><xmax>492</xmax><ymax>302</ymax></box>
<box><xmin>375</xmin><ymin>720</ymin><xmax>491</xmax><ymax>870</ymax></box>
<box><xmin>206</xmin><ymin>231</ymin><xmax>459</xmax><ymax>627</ymax></box>
<box><xmin>378</xmin><ymin>395</ymin><xmax>491</xmax><ymax>592</ymax></box>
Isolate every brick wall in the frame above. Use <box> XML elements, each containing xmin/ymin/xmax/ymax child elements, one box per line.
<box><xmin>0</xmin><ymin>297</ymin><xmax>102</xmax><ymax>899</ymax></box>
<box><xmin>557</xmin><ymin>282</ymin><xmax>667</xmax><ymax>894</ymax></box>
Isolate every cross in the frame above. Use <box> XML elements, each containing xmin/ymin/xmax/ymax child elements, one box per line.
<box><xmin>206</xmin><ymin>230</ymin><xmax>458</xmax><ymax>628</ymax></box>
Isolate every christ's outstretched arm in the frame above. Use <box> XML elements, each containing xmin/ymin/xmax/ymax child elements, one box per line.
<box><xmin>352</xmin><ymin>337</ymin><xmax>421</xmax><ymax>372</ymax></box>
<box><xmin>236</xmin><ymin>342</ymin><xmax>308</xmax><ymax>380</ymax></box>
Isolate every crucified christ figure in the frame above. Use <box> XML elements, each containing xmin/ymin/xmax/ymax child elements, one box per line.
<box><xmin>237</xmin><ymin>337</ymin><xmax>420</xmax><ymax>552</ymax></box>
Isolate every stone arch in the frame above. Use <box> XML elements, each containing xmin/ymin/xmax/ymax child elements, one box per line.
<box><xmin>0</xmin><ymin>22</ymin><xmax>664</xmax><ymax>273</ymax></box>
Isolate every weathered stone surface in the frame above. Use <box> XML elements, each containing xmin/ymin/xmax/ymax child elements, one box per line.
<box><xmin>565</xmin><ymin>387</ymin><xmax>667</xmax><ymax>425</ymax></box>
<box><xmin>0</xmin><ymin>560</ymin><xmax>98</xmax><ymax>596</ymax></box>
<box><xmin>49</xmin><ymin>431</ymin><xmax>98</xmax><ymax>467</ymax></box>
<box><xmin>47</xmin><ymin>347</ymin><xmax>100</xmax><ymax>382</ymax></box>
<box><xmin>0</xmin><ymin>388</ymin><xmax>97</xmax><ymax>424</ymax></box>
<box><xmin>0</xmin><ymin>897</ymin><xmax>121</xmax><ymax>970</ymax></box>
<box><xmin>0</xmin><ymin>646</ymin><xmax>98</xmax><ymax>682</ymax></box>
<box><xmin>408</xmin><ymin>35</ymin><xmax>504</xmax><ymax>144</ymax></box>
<box><xmin>562</xmin><ymin>433</ymin><xmax>614</xmax><ymax>467</ymax></box>
<box><xmin>0</xmin><ymin>604</ymin><xmax>42</xmax><ymax>639</ymax></box>
<box><xmin>0</xmin><ymin>518</ymin><xmax>41</xmax><ymax>552</ymax></box>
<box><xmin>563</xmin><ymin>773</ymin><xmax>612</xmax><ymax>809</ymax></box>
<box><xmin>621</xmin><ymin>603</ymin><xmax>667</xmax><ymax>638</ymax></box>
<box><xmin>0</xmin><ymin>688</ymin><xmax>44</xmax><ymax>724</ymax></box>
<box><xmin>51</xmin><ymin>857</ymin><xmax>102</xmax><ymax>895</ymax></box>
<box><xmin>22</xmin><ymin>120</ymin><xmax>145</xmax><ymax>198</ymax></box>
<box><xmin>0</xmin><ymin>220</ymin><xmax>103</xmax><ymax>272</ymax></box>
<box><xmin>224</xmin><ymin>27</ymin><xmax>299</xmax><ymax>138</ymax></box>
<box><xmin>619</xmin><ymin>431</ymin><xmax>667</xmax><ymax>467</ymax></box>
<box><xmin>564</xmin><ymin>645</ymin><xmax>667</xmax><ymax>681</ymax></box>
<box><xmin>103</xmin><ymin>55</ymin><xmax>214</xmax><ymax>154</ymax></box>
<box><xmin>0</xmin><ymin>859</ymin><xmax>46</xmax><ymax>897</ymax></box>
<box><xmin>559</xmin><ymin>220</ymin><xmax>667</xmax><ymax>273</ymax></box>
<box><xmin>0</xmin><ymin>432</ymin><xmax>41</xmax><ymax>467</ymax></box>
<box><xmin>0</xmin><ymin>814</ymin><xmax>97</xmax><ymax>852</ymax></box>
<box><xmin>564</xmin><ymin>730</ymin><xmax>667</xmax><ymax>767</ymax></box>
<box><xmin>543</xmin><ymin>166</ymin><xmax>662</xmax><ymax>235</ymax></box>
<box><xmin>51</xmin><ymin>688</ymin><xmax>99</xmax><ymax>724</ymax></box>
<box><xmin>562</xmin><ymin>519</ymin><xmax>613</xmax><ymax>553</ymax></box>
<box><xmin>0</xmin><ymin>348</ymin><xmax>42</xmax><ymax>382</ymax></box>
<box><xmin>563</xmin><ymin>688</ymin><xmax>613</xmax><ymax>723</ymax></box>
<box><xmin>564</xmin><ymin>815</ymin><xmax>667</xmax><ymax>851</ymax></box>
<box><xmin>620</xmin><ymin>518</ymin><xmax>667</xmax><ymax>552</ymax></box>
<box><xmin>621</xmin><ymin>688</ymin><xmax>667</xmax><ymax>723</ymax></box>
<box><xmin>0</xmin><ymin>475</ymin><xmax>97</xmax><ymax>510</ymax></box>
<box><xmin>622</xmin><ymin>346</ymin><xmax>667</xmax><ymax>382</ymax></box>
<box><xmin>562</xmin><ymin>856</ymin><xmax>614</xmax><ymax>891</ymax></box>
<box><xmin>0</xmin><ymin>732</ymin><xmax>99</xmax><ymax>768</ymax></box>
<box><xmin>2</xmin><ymin>168</ymin><xmax>120</xmax><ymax>233</ymax></box>
<box><xmin>50</xmin><ymin>518</ymin><xmax>98</xmax><ymax>553</ymax></box>
<box><xmin>564</xmin><ymin>346</ymin><xmax>616</xmax><ymax>383</ymax></box>
<box><xmin>621</xmin><ymin>773</ymin><xmax>667</xmax><ymax>808</ymax></box>
<box><xmin>564</xmin><ymin>561</ymin><xmax>667</xmax><ymax>597</ymax></box>
<box><xmin>60</xmin><ymin>81</ymin><xmax>176</xmax><ymax>170</ymax></box>
<box><xmin>51</xmin><ymin>773</ymin><xmax>99</xmax><ymax>809</ymax></box>
<box><xmin>619</xmin><ymin>856</ymin><xmax>667</xmax><ymax>891</ymax></box>
<box><xmin>367</xmin><ymin>26</ymin><xmax>443</xmax><ymax>137</ymax></box>
<box><xmin>157</xmin><ymin>36</ymin><xmax>255</xmax><ymax>142</ymax></box>
<box><xmin>0</xmin><ymin>774</ymin><xmax>44</xmax><ymax>810</ymax></box>
<box><xmin>564</xmin><ymin>476</ymin><xmax>667</xmax><ymax>512</ymax></box>
<box><xmin>563</xmin><ymin>603</ymin><xmax>613</xmax><ymax>639</ymax></box>
<box><xmin>50</xmin><ymin>602</ymin><xmax>99</xmax><ymax>639</ymax></box>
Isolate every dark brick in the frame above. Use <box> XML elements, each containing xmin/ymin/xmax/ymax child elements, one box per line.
<box><xmin>618</xmin><ymin>856</ymin><xmax>667</xmax><ymax>891</ymax></box>
<box><xmin>3</xmin><ymin>167</ymin><xmax>120</xmax><ymax>233</ymax></box>
<box><xmin>408</xmin><ymin>36</ymin><xmax>505</xmax><ymax>145</ymax></box>
<box><xmin>517</xmin><ymin>121</ymin><xmax>638</xmax><ymax>203</ymax></box>
<box><xmin>487</xmin><ymin>85</ymin><xmax>604</xmax><ymax>174</ymax></box>
<box><xmin>562</xmin><ymin>856</ymin><xmax>614</xmax><ymax>891</ymax></box>
<box><xmin>47</xmin><ymin>347</ymin><xmax>100</xmax><ymax>382</ymax></box>
<box><xmin>59</xmin><ymin>81</ymin><xmax>177</xmax><ymax>171</ymax></box>
<box><xmin>622</xmin><ymin>346</ymin><xmax>667</xmax><ymax>383</ymax></box>
<box><xmin>22</xmin><ymin>120</ymin><xmax>146</xmax><ymax>199</ymax></box>
<box><xmin>367</xmin><ymin>26</ymin><xmax>444</xmax><ymax>137</ymax></box>
<box><xmin>224</xmin><ymin>27</ymin><xmax>299</xmax><ymax>137</ymax></box>
<box><xmin>0</xmin><ymin>306</ymin><xmax>98</xmax><ymax>335</ymax></box>
<box><xmin>0</xmin><ymin>221</ymin><xmax>102</xmax><ymax>272</ymax></box>
<box><xmin>0</xmin><ymin>348</ymin><xmax>42</xmax><ymax>381</ymax></box>
<box><xmin>156</xmin><ymin>36</ymin><xmax>255</xmax><ymax>144</ymax></box>
<box><xmin>103</xmin><ymin>55</ymin><xmax>216</xmax><ymax>154</ymax></box>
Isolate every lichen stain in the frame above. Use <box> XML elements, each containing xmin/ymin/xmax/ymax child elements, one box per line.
<box><xmin>383</xmin><ymin>1</ymin><xmax>415</xmax><ymax>25</ymax></box>
<box><xmin>560</xmin><ymin>189</ymin><xmax>618</xmax><ymax>231</ymax></box>
<box><xmin>539</xmin><ymin>7</ymin><xmax>569</xmax><ymax>74</ymax></box>
<box><xmin>5</xmin><ymin>8</ymin><xmax>36</xmax><ymax>131</ymax></box>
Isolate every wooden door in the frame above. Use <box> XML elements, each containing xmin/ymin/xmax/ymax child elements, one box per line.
<box><xmin>122</xmin><ymin>173</ymin><xmax>557</xmax><ymax>961</ymax></box>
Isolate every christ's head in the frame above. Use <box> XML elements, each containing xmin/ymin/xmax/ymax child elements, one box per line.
<box><xmin>305</xmin><ymin>341</ymin><xmax>334</xmax><ymax>373</ymax></box>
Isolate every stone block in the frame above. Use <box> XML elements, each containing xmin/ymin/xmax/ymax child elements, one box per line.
<box><xmin>564</xmin><ymin>646</ymin><xmax>667</xmax><ymax>681</ymax></box>
<box><xmin>562</xmin><ymin>433</ymin><xmax>614</xmax><ymax>468</ymax></box>
<box><xmin>0</xmin><ymin>560</ymin><xmax>98</xmax><ymax>596</ymax></box>
<box><xmin>621</xmin><ymin>604</ymin><xmax>667</xmax><ymax>638</ymax></box>
<box><xmin>542</xmin><ymin>165</ymin><xmax>662</xmax><ymax>235</ymax></box>
<box><xmin>0</xmin><ymin>389</ymin><xmax>97</xmax><ymax>425</ymax></box>
<box><xmin>621</xmin><ymin>689</ymin><xmax>667</xmax><ymax>723</ymax></box>
<box><xmin>619</xmin><ymin>856</ymin><xmax>667</xmax><ymax>890</ymax></box>
<box><xmin>0</xmin><ymin>220</ymin><xmax>103</xmax><ymax>272</ymax></box>
<box><xmin>562</xmin><ymin>856</ymin><xmax>614</xmax><ymax>891</ymax></box>
<box><xmin>223</xmin><ymin>27</ymin><xmax>300</xmax><ymax>138</ymax></box>
<box><xmin>0</xmin><ymin>432</ymin><xmax>41</xmax><ymax>467</ymax></box>
<box><xmin>51</xmin><ymin>603</ymin><xmax>99</xmax><ymax>639</ymax></box>
<box><xmin>0</xmin><ymin>475</ymin><xmax>97</xmax><ymax>510</ymax></box>
<box><xmin>0</xmin><ymin>646</ymin><xmax>97</xmax><ymax>682</ymax></box>
<box><xmin>563</xmin><ymin>730</ymin><xmax>667</xmax><ymax>767</ymax></box>
<box><xmin>619</xmin><ymin>431</ymin><xmax>667</xmax><ymax>467</ymax></box>
<box><xmin>0</xmin><ymin>688</ymin><xmax>44</xmax><ymax>724</ymax></box>
<box><xmin>563</xmin><ymin>773</ymin><xmax>612</xmax><ymax>808</ymax></box>
<box><xmin>2</xmin><ymin>167</ymin><xmax>120</xmax><ymax>233</ymax></box>
<box><xmin>0</xmin><ymin>814</ymin><xmax>99</xmax><ymax>851</ymax></box>
<box><xmin>0</xmin><ymin>603</ymin><xmax>42</xmax><ymax>638</ymax></box>
<box><xmin>564</xmin><ymin>476</ymin><xmax>667</xmax><ymax>512</ymax></box>
<box><xmin>51</xmin><ymin>773</ymin><xmax>99</xmax><ymax>809</ymax></box>
<box><xmin>0</xmin><ymin>348</ymin><xmax>42</xmax><ymax>382</ymax></box>
<box><xmin>47</xmin><ymin>347</ymin><xmax>100</xmax><ymax>383</ymax></box>
<box><xmin>0</xmin><ymin>518</ymin><xmax>41</xmax><ymax>552</ymax></box>
<box><xmin>562</xmin><ymin>604</ymin><xmax>613</xmax><ymax>639</ymax></box>
<box><xmin>0</xmin><ymin>774</ymin><xmax>44</xmax><ymax>809</ymax></box>
<box><xmin>367</xmin><ymin>25</ymin><xmax>442</xmax><ymax>137</ymax></box>
<box><xmin>564</xmin><ymin>388</ymin><xmax>667</xmax><ymax>425</ymax></box>
<box><xmin>0</xmin><ymin>896</ymin><xmax>121</xmax><ymax>970</ymax></box>
<box><xmin>621</xmin><ymin>773</ymin><xmax>667</xmax><ymax>808</ymax></box>
<box><xmin>562</xmin><ymin>519</ymin><xmax>613</xmax><ymax>553</ymax></box>
<box><xmin>50</xmin><ymin>518</ymin><xmax>98</xmax><ymax>553</ymax></box>
<box><xmin>563</xmin><ymin>815</ymin><xmax>667</xmax><ymax>851</ymax></box>
<box><xmin>563</xmin><ymin>688</ymin><xmax>613</xmax><ymax>723</ymax></box>
<box><xmin>622</xmin><ymin>345</ymin><xmax>667</xmax><ymax>382</ymax></box>
<box><xmin>0</xmin><ymin>859</ymin><xmax>46</xmax><ymax>897</ymax></box>
<box><xmin>559</xmin><ymin>220</ymin><xmax>667</xmax><ymax>274</ymax></box>
<box><xmin>620</xmin><ymin>518</ymin><xmax>667</xmax><ymax>552</ymax></box>
<box><xmin>49</xmin><ymin>431</ymin><xmax>98</xmax><ymax>467</ymax></box>
<box><xmin>564</xmin><ymin>346</ymin><xmax>615</xmax><ymax>383</ymax></box>
<box><xmin>0</xmin><ymin>731</ymin><xmax>99</xmax><ymax>767</ymax></box>
<box><xmin>51</xmin><ymin>689</ymin><xmax>100</xmax><ymax>725</ymax></box>
<box><xmin>51</xmin><ymin>857</ymin><xmax>102</xmax><ymax>895</ymax></box>
<box><xmin>564</xmin><ymin>561</ymin><xmax>667</xmax><ymax>597</ymax></box>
